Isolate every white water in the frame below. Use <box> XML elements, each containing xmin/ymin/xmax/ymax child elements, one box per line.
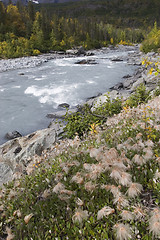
<box><xmin>0</xmin><ymin>47</ymin><xmax>137</xmax><ymax>144</ymax></box>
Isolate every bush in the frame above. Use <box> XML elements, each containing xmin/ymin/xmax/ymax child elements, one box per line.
<box><xmin>64</xmin><ymin>95</ymin><xmax>122</xmax><ymax>138</ymax></box>
<box><xmin>125</xmin><ymin>83</ymin><xmax>151</xmax><ymax>108</ymax></box>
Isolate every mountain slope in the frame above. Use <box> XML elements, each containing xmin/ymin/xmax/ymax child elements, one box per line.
<box><xmin>1</xmin><ymin>0</ymin><xmax>81</xmax><ymax>4</ymax></box>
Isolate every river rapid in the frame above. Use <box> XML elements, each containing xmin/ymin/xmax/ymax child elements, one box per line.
<box><xmin>0</xmin><ymin>45</ymin><xmax>139</xmax><ymax>145</ymax></box>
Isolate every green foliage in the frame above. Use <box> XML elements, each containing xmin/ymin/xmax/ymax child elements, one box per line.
<box><xmin>154</xmin><ymin>85</ymin><xmax>160</xmax><ymax>96</ymax></box>
<box><xmin>0</xmin><ymin>1</ymin><xmax>147</xmax><ymax>58</ymax></box>
<box><xmin>125</xmin><ymin>84</ymin><xmax>151</xmax><ymax>107</ymax></box>
<box><xmin>141</xmin><ymin>22</ymin><xmax>160</xmax><ymax>53</ymax></box>
<box><xmin>0</xmin><ymin>94</ymin><xmax>160</xmax><ymax>239</ymax></box>
<box><xmin>64</xmin><ymin>95</ymin><xmax>122</xmax><ymax>138</ymax></box>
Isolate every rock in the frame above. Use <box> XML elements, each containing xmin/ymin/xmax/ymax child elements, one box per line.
<box><xmin>5</xmin><ymin>131</ymin><xmax>22</xmax><ymax>140</ymax></box>
<box><xmin>57</xmin><ymin>51</ymin><xmax>65</xmax><ymax>55</ymax></box>
<box><xmin>0</xmin><ymin>162</ymin><xmax>13</xmax><ymax>186</ymax></box>
<box><xmin>86</xmin><ymin>51</ymin><xmax>94</xmax><ymax>56</ymax></box>
<box><xmin>123</xmin><ymin>74</ymin><xmax>132</xmax><ymax>79</ymax></box>
<box><xmin>111</xmin><ymin>58</ymin><xmax>123</xmax><ymax>62</ymax></box>
<box><xmin>91</xmin><ymin>90</ymin><xmax>119</xmax><ymax>111</ymax></box>
<box><xmin>58</xmin><ymin>103</ymin><xmax>70</xmax><ymax>109</ymax></box>
<box><xmin>66</xmin><ymin>49</ymin><xmax>78</xmax><ymax>55</ymax></box>
<box><xmin>110</xmin><ymin>82</ymin><xmax>123</xmax><ymax>90</ymax></box>
<box><xmin>47</xmin><ymin>110</ymin><xmax>67</xmax><ymax>119</ymax></box>
<box><xmin>145</xmin><ymin>75</ymin><xmax>160</xmax><ymax>91</ymax></box>
<box><xmin>86</xmin><ymin>93</ymin><xmax>102</xmax><ymax>101</ymax></box>
<box><xmin>0</xmin><ymin>128</ymin><xmax>57</xmax><ymax>183</ymax></box>
<box><xmin>130</xmin><ymin>78</ymin><xmax>144</xmax><ymax>92</ymax></box>
<box><xmin>123</xmin><ymin>78</ymin><xmax>135</xmax><ymax>89</ymax></box>
<box><xmin>48</xmin><ymin>122</ymin><xmax>64</xmax><ymax>138</ymax></box>
<box><xmin>146</xmin><ymin>52</ymin><xmax>156</xmax><ymax>57</ymax></box>
<box><xmin>66</xmin><ymin>47</ymin><xmax>85</xmax><ymax>56</ymax></box>
<box><xmin>77</xmin><ymin>46</ymin><xmax>85</xmax><ymax>56</ymax></box>
<box><xmin>47</xmin><ymin>108</ymin><xmax>77</xmax><ymax>119</ymax></box>
<box><xmin>108</xmin><ymin>45</ymin><xmax>117</xmax><ymax>50</ymax></box>
<box><xmin>75</xmin><ymin>59</ymin><xmax>97</xmax><ymax>65</ymax></box>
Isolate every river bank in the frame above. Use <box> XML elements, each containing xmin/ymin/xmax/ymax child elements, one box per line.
<box><xmin>0</xmin><ymin>45</ymin><xmax>138</xmax><ymax>73</ymax></box>
<box><xmin>0</xmin><ymin>45</ymin><xmax>159</xmax><ymax>185</ymax></box>
<box><xmin>0</xmin><ymin>51</ymin><xmax>160</xmax><ymax>239</ymax></box>
<box><xmin>0</xmin><ymin>44</ymin><xmax>138</xmax><ymax>145</ymax></box>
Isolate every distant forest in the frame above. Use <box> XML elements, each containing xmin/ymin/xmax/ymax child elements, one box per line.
<box><xmin>0</xmin><ymin>0</ymin><xmax>160</xmax><ymax>58</ymax></box>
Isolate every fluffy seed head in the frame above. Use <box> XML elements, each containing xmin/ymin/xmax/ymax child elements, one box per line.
<box><xmin>53</xmin><ymin>182</ymin><xmax>65</xmax><ymax>194</ymax></box>
<box><xmin>110</xmin><ymin>168</ymin><xmax>122</xmax><ymax>181</ymax></box>
<box><xmin>6</xmin><ymin>227</ymin><xmax>14</xmax><ymax>240</ymax></box>
<box><xmin>84</xmin><ymin>181</ymin><xmax>97</xmax><ymax>192</ymax></box>
<box><xmin>110</xmin><ymin>185</ymin><xmax>122</xmax><ymax>198</ymax></box>
<box><xmin>120</xmin><ymin>210</ymin><xmax>134</xmax><ymax>221</ymax></box>
<box><xmin>149</xmin><ymin>221</ymin><xmax>160</xmax><ymax>237</ymax></box>
<box><xmin>133</xmin><ymin>154</ymin><xmax>145</xmax><ymax>166</ymax></box>
<box><xmin>113</xmin><ymin>223</ymin><xmax>132</xmax><ymax>240</ymax></box>
<box><xmin>113</xmin><ymin>195</ymin><xmax>129</xmax><ymax>208</ymax></box>
<box><xmin>72</xmin><ymin>208</ymin><xmax>88</xmax><ymax>224</ymax></box>
<box><xmin>133</xmin><ymin>206</ymin><xmax>146</xmax><ymax>219</ymax></box>
<box><xmin>97</xmin><ymin>206</ymin><xmax>115</xmax><ymax>220</ymax></box>
<box><xmin>71</xmin><ymin>173</ymin><xmax>84</xmax><ymax>184</ymax></box>
<box><xmin>118</xmin><ymin>172</ymin><xmax>132</xmax><ymax>186</ymax></box>
<box><xmin>127</xmin><ymin>183</ymin><xmax>143</xmax><ymax>198</ymax></box>
<box><xmin>24</xmin><ymin>213</ymin><xmax>34</xmax><ymax>224</ymax></box>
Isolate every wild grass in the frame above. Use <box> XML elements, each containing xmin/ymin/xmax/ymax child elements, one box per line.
<box><xmin>0</xmin><ymin>90</ymin><xmax>160</xmax><ymax>239</ymax></box>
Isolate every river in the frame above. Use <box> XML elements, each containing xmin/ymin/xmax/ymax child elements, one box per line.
<box><xmin>0</xmin><ymin>46</ymin><xmax>138</xmax><ymax>145</ymax></box>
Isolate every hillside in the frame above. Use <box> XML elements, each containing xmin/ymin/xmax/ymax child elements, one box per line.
<box><xmin>1</xmin><ymin>0</ymin><xmax>160</xmax><ymax>28</ymax></box>
<box><xmin>0</xmin><ymin>51</ymin><xmax>160</xmax><ymax>238</ymax></box>
<box><xmin>35</xmin><ymin>0</ymin><xmax>160</xmax><ymax>28</ymax></box>
<box><xmin>0</xmin><ymin>82</ymin><xmax>160</xmax><ymax>239</ymax></box>
<box><xmin>1</xmin><ymin>0</ymin><xmax>80</xmax><ymax>5</ymax></box>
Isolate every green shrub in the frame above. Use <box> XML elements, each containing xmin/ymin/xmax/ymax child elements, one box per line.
<box><xmin>125</xmin><ymin>83</ymin><xmax>151</xmax><ymax>108</ymax></box>
<box><xmin>64</xmin><ymin>95</ymin><xmax>122</xmax><ymax>138</ymax></box>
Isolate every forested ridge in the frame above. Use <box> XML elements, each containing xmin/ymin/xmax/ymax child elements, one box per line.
<box><xmin>0</xmin><ymin>0</ymin><xmax>160</xmax><ymax>58</ymax></box>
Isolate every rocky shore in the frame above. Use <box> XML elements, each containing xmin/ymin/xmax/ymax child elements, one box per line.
<box><xmin>0</xmin><ymin>46</ymin><xmax>89</xmax><ymax>73</ymax></box>
<box><xmin>0</xmin><ymin>45</ymin><xmax>159</xmax><ymax>185</ymax></box>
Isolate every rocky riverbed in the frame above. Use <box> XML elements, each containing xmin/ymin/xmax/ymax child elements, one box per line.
<box><xmin>0</xmin><ymin>45</ymin><xmax>159</xmax><ymax>185</ymax></box>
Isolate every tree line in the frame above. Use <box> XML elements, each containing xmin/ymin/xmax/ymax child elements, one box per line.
<box><xmin>0</xmin><ymin>1</ymin><xmax>147</xmax><ymax>58</ymax></box>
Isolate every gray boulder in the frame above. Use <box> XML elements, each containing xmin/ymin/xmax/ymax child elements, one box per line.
<box><xmin>0</xmin><ymin>128</ymin><xmax>57</xmax><ymax>184</ymax></box>
<box><xmin>0</xmin><ymin>162</ymin><xmax>13</xmax><ymax>186</ymax></box>
<box><xmin>46</xmin><ymin>108</ymin><xmax>77</xmax><ymax>119</ymax></box>
<box><xmin>75</xmin><ymin>59</ymin><xmax>97</xmax><ymax>65</ymax></box>
<box><xmin>111</xmin><ymin>58</ymin><xmax>123</xmax><ymax>62</ymax></box>
<box><xmin>58</xmin><ymin>103</ymin><xmax>70</xmax><ymax>109</ymax></box>
<box><xmin>5</xmin><ymin>131</ymin><xmax>22</xmax><ymax>140</ymax></box>
<box><xmin>77</xmin><ymin>46</ymin><xmax>85</xmax><ymax>56</ymax></box>
<box><xmin>66</xmin><ymin>49</ymin><xmax>78</xmax><ymax>55</ymax></box>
